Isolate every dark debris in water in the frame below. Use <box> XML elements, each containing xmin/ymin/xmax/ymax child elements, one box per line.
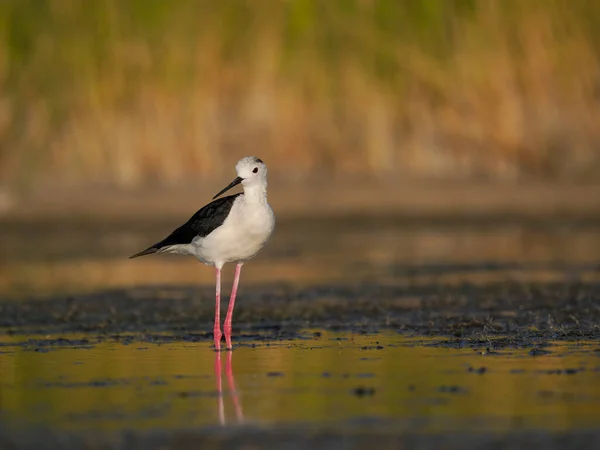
<box><xmin>529</xmin><ymin>348</ymin><xmax>553</xmax><ymax>356</ymax></box>
<box><xmin>539</xmin><ymin>368</ymin><xmax>581</xmax><ymax>375</ymax></box>
<box><xmin>266</xmin><ymin>372</ymin><xmax>285</xmax><ymax>377</ymax></box>
<box><xmin>40</xmin><ymin>379</ymin><xmax>129</xmax><ymax>389</ymax></box>
<box><xmin>437</xmin><ymin>385</ymin><xmax>467</xmax><ymax>394</ymax></box>
<box><xmin>356</xmin><ymin>373</ymin><xmax>376</xmax><ymax>378</ymax></box>
<box><xmin>427</xmin><ymin>337</ymin><xmax>567</xmax><ymax>352</ymax></box>
<box><xmin>175</xmin><ymin>390</ymin><xmax>218</xmax><ymax>399</ymax></box>
<box><xmin>32</xmin><ymin>348</ymin><xmax>50</xmax><ymax>353</ymax></box>
<box><xmin>352</xmin><ymin>386</ymin><xmax>376</xmax><ymax>397</ymax></box>
<box><xmin>467</xmin><ymin>366</ymin><xmax>487</xmax><ymax>374</ymax></box>
<box><xmin>37</xmin><ymin>376</ymin><xmax>175</xmax><ymax>389</ymax></box>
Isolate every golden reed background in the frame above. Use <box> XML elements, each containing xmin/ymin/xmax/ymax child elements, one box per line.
<box><xmin>2</xmin><ymin>0</ymin><xmax>600</xmax><ymax>188</ymax></box>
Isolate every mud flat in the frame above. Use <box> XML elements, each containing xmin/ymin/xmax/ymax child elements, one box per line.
<box><xmin>1</xmin><ymin>278</ymin><xmax>599</xmax><ymax>342</ymax></box>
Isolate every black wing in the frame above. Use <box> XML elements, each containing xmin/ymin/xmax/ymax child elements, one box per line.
<box><xmin>129</xmin><ymin>193</ymin><xmax>242</xmax><ymax>259</ymax></box>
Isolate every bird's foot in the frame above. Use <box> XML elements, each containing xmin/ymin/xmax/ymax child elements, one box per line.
<box><xmin>214</xmin><ymin>327</ymin><xmax>223</xmax><ymax>351</ymax></box>
<box><xmin>224</xmin><ymin>323</ymin><xmax>233</xmax><ymax>350</ymax></box>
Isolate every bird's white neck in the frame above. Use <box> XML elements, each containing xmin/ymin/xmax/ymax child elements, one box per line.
<box><xmin>242</xmin><ymin>182</ymin><xmax>268</xmax><ymax>203</ymax></box>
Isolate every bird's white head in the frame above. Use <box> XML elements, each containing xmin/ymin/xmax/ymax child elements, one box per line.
<box><xmin>213</xmin><ymin>156</ymin><xmax>268</xmax><ymax>199</ymax></box>
<box><xmin>236</xmin><ymin>156</ymin><xmax>267</xmax><ymax>186</ymax></box>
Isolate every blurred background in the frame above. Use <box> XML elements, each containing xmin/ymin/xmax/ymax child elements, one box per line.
<box><xmin>1</xmin><ymin>0</ymin><xmax>600</xmax><ymax>297</ymax></box>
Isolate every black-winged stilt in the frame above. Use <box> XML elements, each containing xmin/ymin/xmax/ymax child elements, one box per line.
<box><xmin>129</xmin><ymin>156</ymin><xmax>275</xmax><ymax>350</ymax></box>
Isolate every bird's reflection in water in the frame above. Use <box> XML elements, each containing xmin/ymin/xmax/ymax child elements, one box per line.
<box><xmin>214</xmin><ymin>350</ymin><xmax>243</xmax><ymax>425</ymax></box>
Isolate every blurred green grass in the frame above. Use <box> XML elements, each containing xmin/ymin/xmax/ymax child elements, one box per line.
<box><xmin>2</xmin><ymin>0</ymin><xmax>600</xmax><ymax>187</ymax></box>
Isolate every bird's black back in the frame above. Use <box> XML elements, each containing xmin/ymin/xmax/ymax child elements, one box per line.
<box><xmin>129</xmin><ymin>193</ymin><xmax>242</xmax><ymax>258</ymax></box>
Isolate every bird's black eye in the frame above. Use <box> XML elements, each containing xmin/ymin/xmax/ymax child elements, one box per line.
<box><xmin>252</xmin><ymin>167</ymin><xmax>258</xmax><ymax>173</ymax></box>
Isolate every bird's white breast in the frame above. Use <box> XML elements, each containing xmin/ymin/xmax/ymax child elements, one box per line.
<box><xmin>192</xmin><ymin>195</ymin><xmax>275</xmax><ymax>267</ymax></box>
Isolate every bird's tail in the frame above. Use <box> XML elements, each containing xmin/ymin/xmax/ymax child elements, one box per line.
<box><xmin>129</xmin><ymin>246</ymin><xmax>158</xmax><ymax>259</ymax></box>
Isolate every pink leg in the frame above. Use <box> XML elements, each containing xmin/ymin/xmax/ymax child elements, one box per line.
<box><xmin>214</xmin><ymin>267</ymin><xmax>223</xmax><ymax>351</ymax></box>
<box><xmin>224</xmin><ymin>263</ymin><xmax>243</xmax><ymax>350</ymax></box>
<box><xmin>214</xmin><ymin>352</ymin><xmax>225</xmax><ymax>425</ymax></box>
<box><xmin>226</xmin><ymin>351</ymin><xmax>243</xmax><ymax>422</ymax></box>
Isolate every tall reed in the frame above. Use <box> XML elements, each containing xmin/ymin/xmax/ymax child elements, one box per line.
<box><xmin>2</xmin><ymin>0</ymin><xmax>600</xmax><ymax>187</ymax></box>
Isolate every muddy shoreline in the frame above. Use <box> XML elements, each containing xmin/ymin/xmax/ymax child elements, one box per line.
<box><xmin>2</xmin><ymin>278</ymin><xmax>599</xmax><ymax>344</ymax></box>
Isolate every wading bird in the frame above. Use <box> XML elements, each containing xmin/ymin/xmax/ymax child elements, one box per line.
<box><xmin>130</xmin><ymin>156</ymin><xmax>275</xmax><ymax>350</ymax></box>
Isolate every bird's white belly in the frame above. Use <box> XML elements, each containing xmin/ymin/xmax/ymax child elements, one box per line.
<box><xmin>192</xmin><ymin>204</ymin><xmax>274</xmax><ymax>267</ymax></box>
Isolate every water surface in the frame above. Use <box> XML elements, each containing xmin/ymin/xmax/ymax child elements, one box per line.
<box><xmin>2</xmin><ymin>218</ymin><xmax>600</xmax><ymax>297</ymax></box>
<box><xmin>1</xmin><ymin>217</ymin><xmax>600</xmax><ymax>448</ymax></box>
<box><xmin>1</xmin><ymin>332</ymin><xmax>599</xmax><ymax>434</ymax></box>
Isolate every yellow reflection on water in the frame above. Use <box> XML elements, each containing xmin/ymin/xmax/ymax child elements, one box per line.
<box><xmin>0</xmin><ymin>333</ymin><xmax>599</xmax><ymax>433</ymax></box>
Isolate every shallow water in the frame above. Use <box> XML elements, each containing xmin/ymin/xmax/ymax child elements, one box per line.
<box><xmin>1</xmin><ymin>332</ymin><xmax>599</xmax><ymax>435</ymax></box>
<box><xmin>1</xmin><ymin>217</ymin><xmax>600</xmax><ymax>448</ymax></box>
<box><xmin>1</xmin><ymin>218</ymin><xmax>600</xmax><ymax>297</ymax></box>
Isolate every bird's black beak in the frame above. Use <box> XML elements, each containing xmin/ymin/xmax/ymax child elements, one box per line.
<box><xmin>213</xmin><ymin>176</ymin><xmax>243</xmax><ymax>199</ymax></box>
